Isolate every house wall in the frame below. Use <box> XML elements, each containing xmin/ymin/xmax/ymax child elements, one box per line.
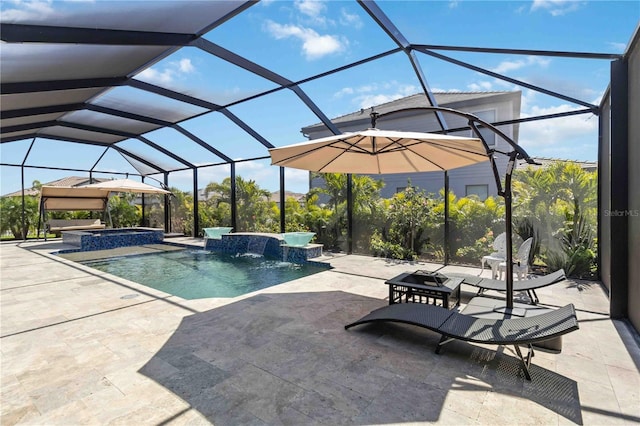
<box><xmin>627</xmin><ymin>32</ymin><xmax>640</xmax><ymax>333</ymax></box>
<box><xmin>602</xmin><ymin>26</ymin><xmax>639</xmax><ymax>333</ymax></box>
<box><xmin>306</xmin><ymin>93</ymin><xmax>520</xmax><ymax>200</ymax></box>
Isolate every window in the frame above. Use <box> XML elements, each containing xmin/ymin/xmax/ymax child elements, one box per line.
<box><xmin>472</xmin><ymin>110</ymin><xmax>496</xmax><ymax>146</ymax></box>
<box><xmin>466</xmin><ymin>184</ymin><xmax>488</xmax><ymax>200</ymax></box>
<box><xmin>396</xmin><ymin>186</ymin><xmax>406</xmax><ymax>193</ymax></box>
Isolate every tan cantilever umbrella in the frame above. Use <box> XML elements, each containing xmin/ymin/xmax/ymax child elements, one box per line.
<box><xmin>269</xmin><ymin>126</ymin><xmax>532</xmax><ymax>307</ymax></box>
<box><xmin>270</xmin><ymin>108</ymin><xmax>534</xmax><ymax>312</ymax></box>
<box><xmin>269</xmin><ymin>128</ymin><xmax>488</xmax><ymax>174</ymax></box>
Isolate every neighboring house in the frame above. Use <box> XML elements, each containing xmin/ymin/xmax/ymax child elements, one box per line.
<box><xmin>1</xmin><ymin>176</ymin><xmax>108</xmax><ymax>197</ymax></box>
<box><xmin>519</xmin><ymin>157</ymin><xmax>597</xmax><ymax>172</ymax></box>
<box><xmin>196</xmin><ymin>188</ymin><xmax>305</xmax><ymax>210</ymax></box>
<box><xmin>197</xmin><ymin>187</ymin><xmax>216</xmax><ymax>201</ymax></box>
<box><xmin>269</xmin><ymin>191</ymin><xmax>306</xmax><ymax>209</ymax></box>
<box><xmin>302</xmin><ymin>91</ymin><xmax>521</xmax><ymax>200</ymax></box>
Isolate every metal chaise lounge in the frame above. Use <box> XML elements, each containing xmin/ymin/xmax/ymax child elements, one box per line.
<box><xmin>345</xmin><ymin>302</ymin><xmax>579</xmax><ymax>380</ymax></box>
<box><xmin>449</xmin><ymin>268</ymin><xmax>567</xmax><ymax>304</ymax></box>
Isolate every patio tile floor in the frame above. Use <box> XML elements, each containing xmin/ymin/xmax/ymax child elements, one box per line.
<box><xmin>1</xmin><ymin>238</ymin><xmax>638</xmax><ymax>425</ymax></box>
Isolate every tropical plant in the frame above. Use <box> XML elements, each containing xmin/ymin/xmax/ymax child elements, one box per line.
<box><xmin>0</xmin><ymin>180</ymin><xmax>43</xmax><ymax>239</ymax></box>
<box><xmin>169</xmin><ymin>189</ymin><xmax>193</xmax><ymax>235</ymax></box>
<box><xmin>370</xmin><ymin>183</ymin><xmax>435</xmax><ymax>260</ymax></box>
<box><xmin>545</xmin><ymin>212</ymin><xmax>596</xmax><ymax>278</ymax></box>
<box><xmin>446</xmin><ymin>192</ymin><xmax>505</xmax><ymax>262</ymax></box>
<box><xmin>295</xmin><ymin>193</ymin><xmax>335</xmax><ymax>247</ymax></box>
<box><xmin>513</xmin><ymin>161</ymin><xmax>597</xmax><ymax>276</ymax></box>
<box><xmin>350</xmin><ymin>174</ymin><xmax>386</xmax><ymax>253</ymax></box>
<box><xmin>370</xmin><ymin>229</ymin><xmax>411</xmax><ymax>259</ymax></box>
<box><xmin>308</xmin><ymin>173</ymin><xmax>347</xmax><ymax>250</ymax></box>
<box><xmin>108</xmin><ymin>193</ymin><xmax>141</xmax><ymax>228</ymax></box>
<box><xmin>309</xmin><ymin>173</ymin><xmax>385</xmax><ymax>251</ymax></box>
<box><xmin>283</xmin><ymin>195</ymin><xmax>310</xmax><ymax>232</ymax></box>
<box><xmin>205</xmin><ymin>176</ymin><xmax>277</xmax><ymax>232</ymax></box>
<box><xmin>0</xmin><ymin>195</ymin><xmax>39</xmax><ymax>239</ymax></box>
<box><xmin>456</xmin><ymin>228</ymin><xmax>497</xmax><ymax>263</ymax></box>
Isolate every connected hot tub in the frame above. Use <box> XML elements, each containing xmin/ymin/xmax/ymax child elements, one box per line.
<box><xmin>61</xmin><ymin>227</ymin><xmax>164</xmax><ymax>251</ymax></box>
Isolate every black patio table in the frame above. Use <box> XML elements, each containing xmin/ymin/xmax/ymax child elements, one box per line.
<box><xmin>385</xmin><ymin>270</ymin><xmax>463</xmax><ymax>310</ymax></box>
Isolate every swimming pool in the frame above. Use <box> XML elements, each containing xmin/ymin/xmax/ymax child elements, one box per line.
<box><xmin>80</xmin><ymin>249</ymin><xmax>329</xmax><ymax>299</ymax></box>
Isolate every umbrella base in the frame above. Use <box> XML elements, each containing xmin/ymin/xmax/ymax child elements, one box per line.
<box><xmin>492</xmin><ymin>306</ymin><xmax>527</xmax><ymax>317</ymax></box>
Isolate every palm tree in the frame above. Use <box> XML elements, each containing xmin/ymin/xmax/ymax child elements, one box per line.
<box><xmin>513</xmin><ymin>161</ymin><xmax>597</xmax><ymax>276</ymax></box>
<box><xmin>513</xmin><ymin>164</ymin><xmax>562</xmax><ymax>254</ymax></box>
<box><xmin>205</xmin><ymin>176</ymin><xmax>274</xmax><ymax>232</ymax></box>
<box><xmin>310</xmin><ymin>173</ymin><xmax>384</xmax><ymax>251</ymax></box>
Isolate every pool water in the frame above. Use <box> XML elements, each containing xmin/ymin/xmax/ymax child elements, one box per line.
<box><xmin>81</xmin><ymin>249</ymin><xmax>328</xmax><ymax>299</ymax></box>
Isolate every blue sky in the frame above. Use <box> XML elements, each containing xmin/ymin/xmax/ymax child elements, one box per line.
<box><xmin>1</xmin><ymin>0</ymin><xmax>638</xmax><ymax>195</ymax></box>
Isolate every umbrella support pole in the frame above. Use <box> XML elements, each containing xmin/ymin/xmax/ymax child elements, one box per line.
<box><xmin>504</xmin><ymin>151</ymin><xmax>518</xmax><ymax>310</ymax></box>
<box><xmin>347</xmin><ymin>174</ymin><xmax>353</xmax><ymax>254</ymax></box>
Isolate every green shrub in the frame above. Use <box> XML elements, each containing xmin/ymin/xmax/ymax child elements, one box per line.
<box><xmin>370</xmin><ymin>229</ymin><xmax>417</xmax><ymax>260</ymax></box>
<box><xmin>544</xmin><ymin>212</ymin><xmax>596</xmax><ymax>278</ymax></box>
<box><xmin>455</xmin><ymin>229</ymin><xmax>494</xmax><ymax>263</ymax></box>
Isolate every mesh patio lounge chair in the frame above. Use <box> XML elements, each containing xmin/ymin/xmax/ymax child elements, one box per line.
<box><xmin>345</xmin><ymin>301</ymin><xmax>579</xmax><ymax>380</ymax></box>
<box><xmin>450</xmin><ymin>268</ymin><xmax>566</xmax><ymax>304</ymax></box>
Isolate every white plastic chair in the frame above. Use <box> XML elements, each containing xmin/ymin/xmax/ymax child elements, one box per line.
<box><xmin>481</xmin><ymin>232</ymin><xmax>506</xmax><ymax>278</ymax></box>
<box><xmin>498</xmin><ymin>237</ymin><xmax>534</xmax><ymax>280</ymax></box>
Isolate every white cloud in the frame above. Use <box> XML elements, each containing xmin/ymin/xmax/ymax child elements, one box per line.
<box><xmin>491</xmin><ymin>56</ymin><xmax>550</xmax><ymax>74</ymax></box>
<box><xmin>264</xmin><ymin>20</ymin><xmax>344</xmax><ymax>60</ymax></box>
<box><xmin>339</xmin><ymin>8</ymin><xmax>362</xmax><ymax>29</ymax></box>
<box><xmin>137</xmin><ymin>67</ymin><xmax>174</xmax><ymax>84</ymax></box>
<box><xmin>294</xmin><ymin>0</ymin><xmax>331</xmax><ymax>27</ymax></box>
<box><xmin>332</xmin><ymin>81</ymin><xmax>419</xmax><ymax>110</ymax></box>
<box><xmin>467</xmin><ymin>81</ymin><xmax>494</xmax><ymax>91</ymax></box>
<box><xmin>295</xmin><ymin>0</ymin><xmax>325</xmax><ymax>18</ymax></box>
<box><xmin>530</xmin><ymin>0</ymin><xmax>582</xmax><ymax>16</ymax></box>
<box><xmin>178</xmin><ymin>58</ymin><xmax>194</xmax><ymax>73</ymax></box>
<box><xmin>466</xmin><ymin>77</ymin><xmax>517</xmax><ymax>92</ymax></box>
<box><xmin>448</xmin><ymin>1</ymin><xmax>459</xmax><ymax>9</ymax></box>
<box><xmin>282</xmin><ymin>168</ymin><xmax>311</xmax><ymax>192</ymax></box>
<box><xmin>518</xmin><ymin>101</ymin><xmax>598</xmax><ymax>160</ymax></box>
<box><xmin>607</xmin><ymin>41</ymin><xmax>627</xmax><ymax>53</ymax></box>
<box><xmin>263</xmin><ymin>1</ymin><xmax>363</xmax><ymax>60</ymax></box>
<box><xmin>357</xmin><ymin>94</ymin><xmax>402</xmax><ymax>109</ymax></box>
<box><xmin>236</xmin><ymin>162</ymin><xmax>309</xmax><ymax>193</ymax></box>
<box><xmin>136</xmin><ymin>57</ymin><xmax>196</xmax><ymax>85</ymax></box>
<box><xmin>334</xmin><ymin>87</ymin><xmax>354</xmax><ymax>97</ymax></box>
<box><xmin>0</xmin><ymin>0</ymin><xmax>55</xmax><ymax>21</ymax></box>
<box><xmin>304</xmin><ymin>33</ymin><xmax>344</xmax><ymax>59</ymax></box>
<box><xmin>166</xmin><ymin>169</ymin><xmax>204</xmax><ymax>191</ymax></box>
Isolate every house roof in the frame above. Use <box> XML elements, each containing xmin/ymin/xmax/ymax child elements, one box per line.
<box><xmin>301</xmin><ymin>91</ymin><xmax>521</xmax><ymax>133</ymax></box>
<box><xmin>2</xmin><ymin>176</ymin><xmax>108</xmax><ymax>197</ymax></box>
<box><xmin>269</xmin><ymin>191</ymin><xmax>306</xmax><ymax>203</ymax></box>
<box><xmin>519</xmin><ymin>157</ymin><xmax>598</xmax><ymax>171</ymax></box>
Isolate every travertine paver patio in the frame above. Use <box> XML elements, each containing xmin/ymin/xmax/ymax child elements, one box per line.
<box><xmin>1</xmin><ymin>238</ymin><xmax>639</xmax><ymax>425</ymax></box>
